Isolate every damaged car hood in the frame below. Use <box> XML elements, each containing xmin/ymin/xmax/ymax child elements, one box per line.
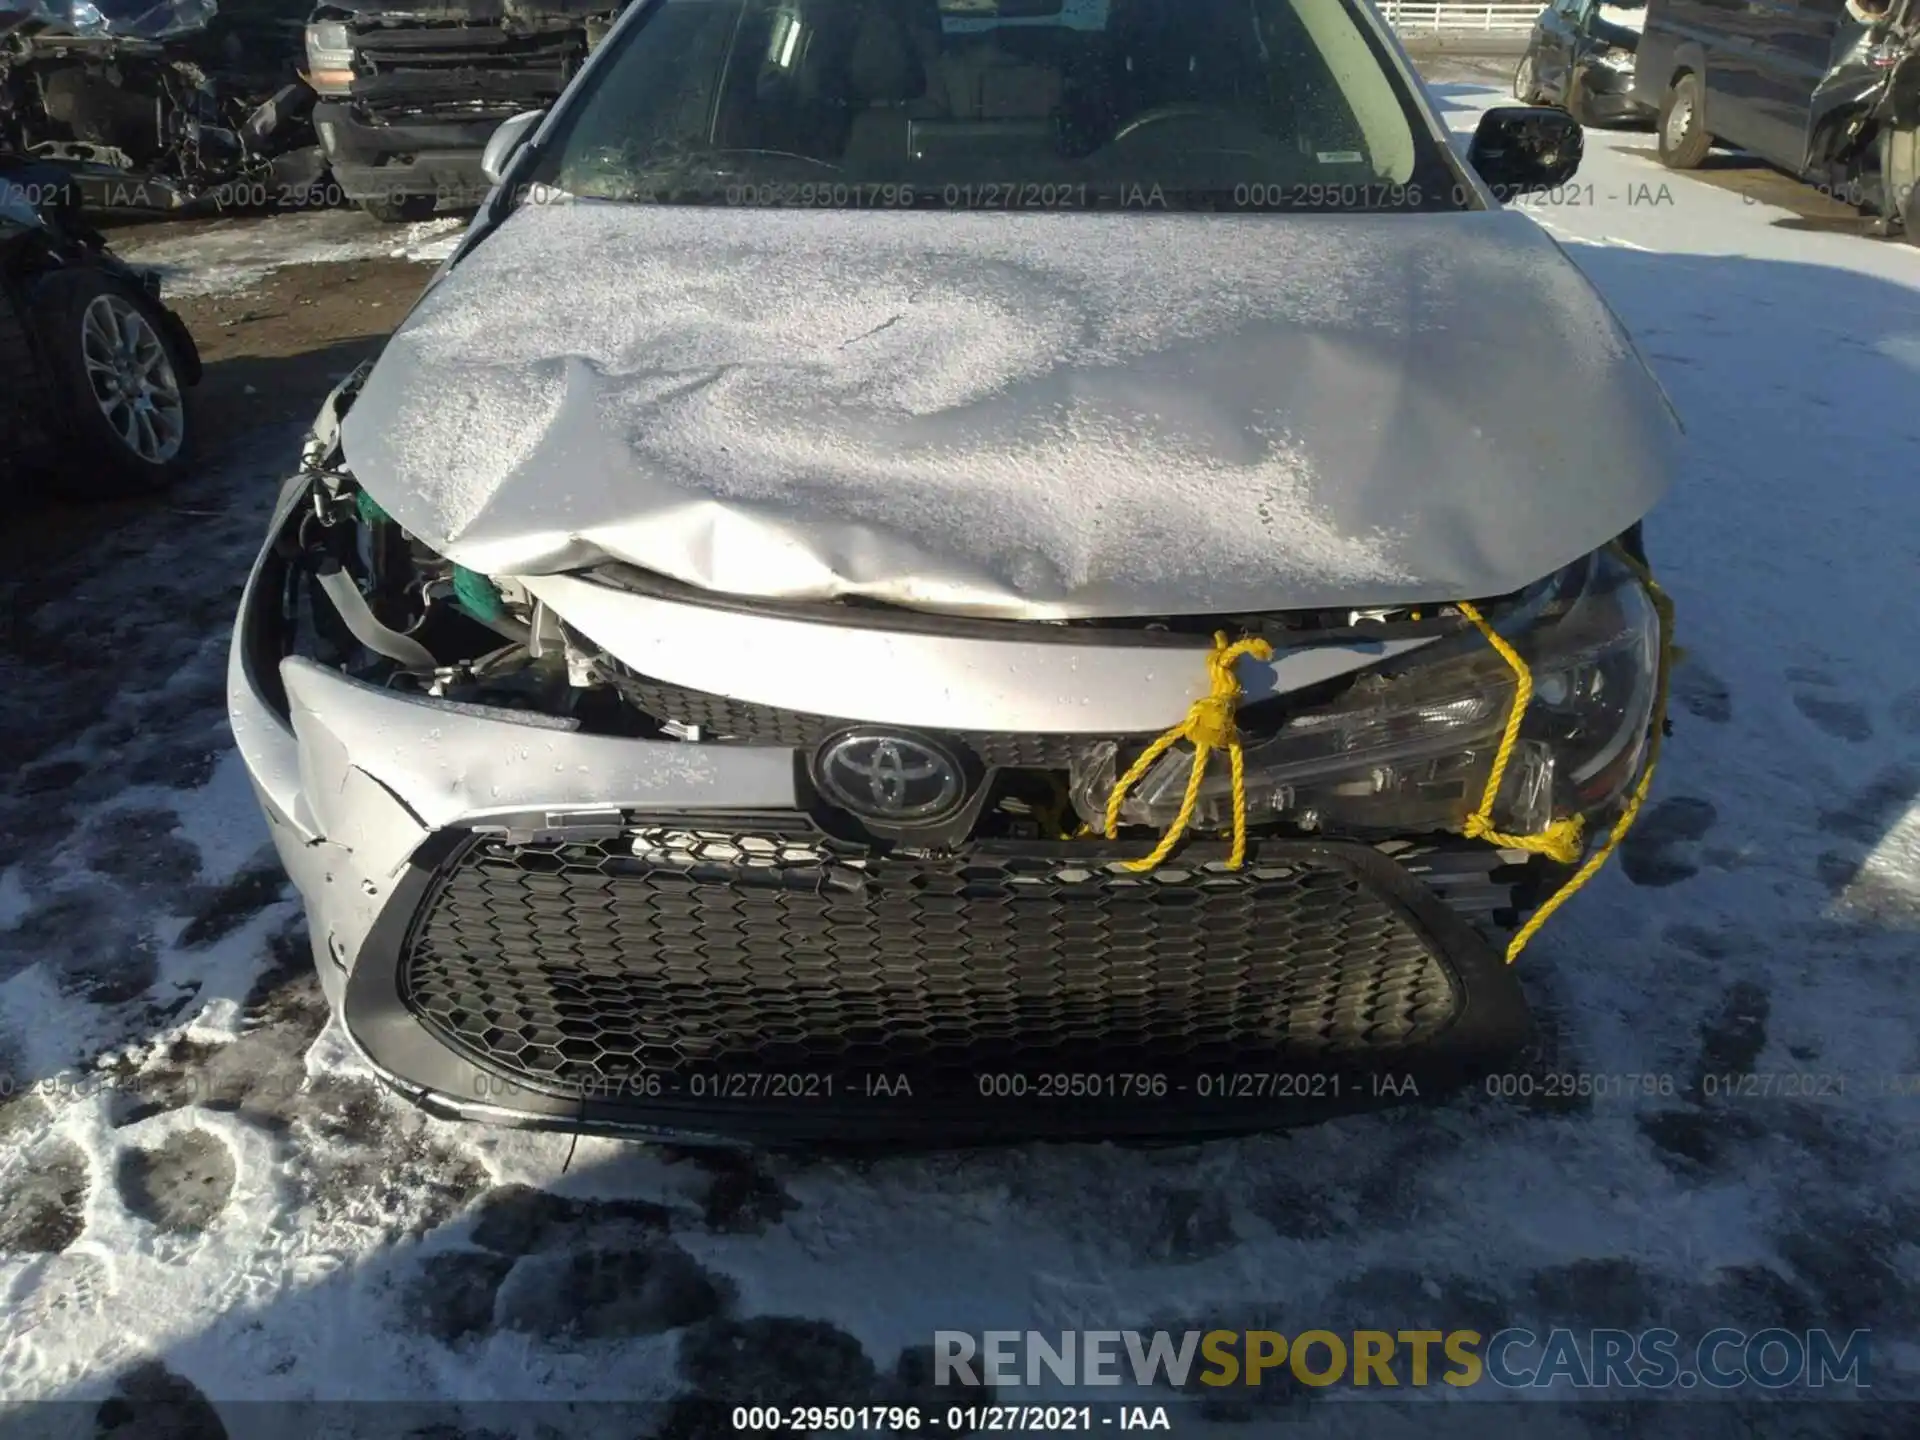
<box><xmin>342</xmin><ymin>199</ymin><xmax>1681</xmax><ymax>621</ymax></box>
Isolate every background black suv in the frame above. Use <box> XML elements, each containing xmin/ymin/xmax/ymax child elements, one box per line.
<box><xmin>304</xmin><ymin>0</ymin><xmax>628</xmax><ymax>221</ymax></box>
<box><xmin>1515</xmin><ymin>0</ymin><xmax>1651</xmax><ymax>127</ymax></box>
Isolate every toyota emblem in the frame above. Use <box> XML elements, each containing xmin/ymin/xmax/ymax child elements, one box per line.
<box><xmin>813</xmin><ymin>729</ymin><xmax>967</xmax><ymax>823</ymax></box>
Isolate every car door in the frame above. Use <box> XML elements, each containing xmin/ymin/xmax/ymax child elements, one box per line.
<box><xmin>1565</xmin><ymin>0</ymin><xmax>1606</xmax><ymax>75</ymax></box>
<box><xmin>1538</xmin><ymin>0</ymin><xmax>1584</xmax><ymax>95</ymax></box>
<box><xmin>1682</xmin><ymin>0</ymin><xmax>1771</xmax><ymax>151</ymax></box>
<box><xmin>1745</xmin><ymin>0</ymin><xmax>1847</xmax><ymax>170</ymax></box>
<box><xmin>1631</xmin><ymin>0</ymin><xmax>1681</xmax><ymax>110</ymax></box>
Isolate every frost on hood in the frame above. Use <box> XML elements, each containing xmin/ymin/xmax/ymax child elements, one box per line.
<box><xmin>342</xmin><ymin>199</ymin><xmax>1678</xmax><ymax>620</ymax></box>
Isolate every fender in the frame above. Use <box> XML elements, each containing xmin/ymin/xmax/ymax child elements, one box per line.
<box><xmin>7</xmin><ymin>186</ymin><xmax>206</xmax><ymax>385</ymax></box>
<box><xmin>1806</xmin><ymin>21</ymin><xmax>1919</xmax><ymax>174</ymax></box>
<box><xmin>102</xmin><ymin>249</ymin><xmax>205</xmax><ymax>382</ymax></box>
<box><xmin>143</xmin><ymin>294</ymin><xmax>204</xmax><ymax>384</ymax></box>
<box><xmin>18</xmin><ymin>244</ymin><xmax>204</xmax><ymax>385</ymax></box>
<box><xmin>1669</xmin><ymin>39</ymin><xmax>1709</xmax><ymax>96</ymax></box>
<box><xmin>1645</xmin><ymin>38</ymin><xmax>1711</xmax><ymax>137</ymax></box>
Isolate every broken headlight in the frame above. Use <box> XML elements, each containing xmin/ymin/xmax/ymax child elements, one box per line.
<box><xmin>1070</xmin><ymin>545</ymin><xmax>1660</xmax><ymax>846</ymax></box>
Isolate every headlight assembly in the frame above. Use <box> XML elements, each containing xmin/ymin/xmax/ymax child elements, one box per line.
<box><xmin>1070</xmin><ymin>546</ymin><xmax>1660</xmax><ymax>845</ymax></box>
<box><xmin>304</xmin><ymin>21</ymin><xmax>355</xmax><ymax>94</ymax></box>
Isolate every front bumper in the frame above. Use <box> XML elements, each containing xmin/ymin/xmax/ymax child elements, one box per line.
<box><xmin>229</xmin><ymin>481</ymin><xmax>1545</xmax><ymax>1146</ymax></box>
<box><xmin>311</xmin><ymin>101</ymin><xmax>498</xmax><ymax>209</ymax></box>
<box><xmin>350</xmin><ymin>826</ymin><xmax>1531</xmax><ymax>1146</ymax></box>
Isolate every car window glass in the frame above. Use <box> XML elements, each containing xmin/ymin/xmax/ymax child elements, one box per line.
<box><xmin>531</xmin><ymin>0</ymin><xmax>1469</xmax><ymax>211</ymax></box>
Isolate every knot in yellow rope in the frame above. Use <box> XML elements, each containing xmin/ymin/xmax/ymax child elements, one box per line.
<box><xmin>1104</xmin><ymin>631</ymin><xmax>1275</xmax><ymax>872</ymax></box>
<box><xmin>1454</xmin><ymin>599</ymin><xmax>1588</xmax><ymax>866</ymax></box>
<box><xmin>1494</xmin><ymin>546</ymin><xmax>1678</xmax><ymax>963</ymax></box>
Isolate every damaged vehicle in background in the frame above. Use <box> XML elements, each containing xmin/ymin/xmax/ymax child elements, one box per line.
<box><xmin>0</xmin><ymin>0</ymin><xmax>325</xmax><ymax>214</ymax></box>
<box><xmin>1635</xmin><ymin>0</ymin><xmax>1920</xmax><ymax>237</ymax></box>
<box><xmin>302</xmin><ymin>0</ymin><xmax>629</xmax><ymax>222</ymax></box>
<box><xmin>1514</xmin><ymin>0</ymin><xmax>1650</xmax><ymax>128</ymax></box>
<box><xmin>229</xmin><ymin>0</ymin><xmax>1680</xmax><ymax>1147</ymax></box>
<box><xmin>1</xmin><ymin>155</ymin><xmax>200</xmax><ymax>495</ymax></box>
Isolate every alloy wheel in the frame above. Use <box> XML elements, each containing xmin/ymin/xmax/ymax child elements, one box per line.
<box><xmin>80</xmin><ymin>292</ymin><xmax>185</xmax><ymax>465</ymax></box>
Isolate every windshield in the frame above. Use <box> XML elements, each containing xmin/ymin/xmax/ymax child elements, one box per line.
<box><xmin>527</xmin><ymin>0</ymin><xmax>1467</xmax><ymax>212</ymax></box>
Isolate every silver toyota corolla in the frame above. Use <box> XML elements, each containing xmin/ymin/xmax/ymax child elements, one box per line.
<box><xmin>228</xmin><ymin>0</ymin><xmax>1681</xmax><ymax>1145</ymax></box>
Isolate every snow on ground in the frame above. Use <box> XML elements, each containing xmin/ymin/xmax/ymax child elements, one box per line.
<box><xmin>3</xmin><ymin>84</ymin><xmax>1920</xmax><ymax>1437</ymax></box>
<box><xmin>112</xmin><ymin>211</ymin><xmax>467</xmax><ymax>298</ymax></box>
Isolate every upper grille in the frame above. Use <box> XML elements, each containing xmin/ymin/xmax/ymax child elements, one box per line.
<box><xmin>396</xmin><ymin>826</ymin><xmax>1465</xmax><ymax>1107</ymax></box>
<box><xmin>349</xmin><ymin>23</ymin><xmax>587</xmax><ymax>120</ymax></box>
<box><xmin>615</xmin><ymin>675</ymin><xmax>1133</xmax><ymax>769</ymax></box>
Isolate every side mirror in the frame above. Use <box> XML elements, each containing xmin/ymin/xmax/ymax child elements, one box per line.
<box><xmin>481</xmin><ymin>109</ymin><xmax>546</xmax><ymax>186</ymax></box>
<box><xmin>1467</xmin><ymin>106</ymin><xmax>1584</xmax><ymax>198</ymax></box>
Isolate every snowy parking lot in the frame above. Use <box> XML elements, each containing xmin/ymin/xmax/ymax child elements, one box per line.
<box><xmin>3</xmin><ymin>75</ymin><xmax>1919</xmax><ymax>1439</ymax></box>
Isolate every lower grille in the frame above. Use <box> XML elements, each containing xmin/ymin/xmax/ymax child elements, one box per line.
<box><xmin>351</xmin><ymin>823</ymin><xmax>1530</xmax><ymax>1140</ymax></box>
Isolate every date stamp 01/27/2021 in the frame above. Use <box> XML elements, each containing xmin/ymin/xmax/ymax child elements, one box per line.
<box><xmin>444</xmin><ymin>1065</ymin><xmax>1910</xmax><ymax>1109</ymax></box>
<box><xmin>7</xmin><ymin>1062</ymin><xmax>1907</xmax><ymax>1111</ymax></box>
<box><xmin>459</xmin><ymin>1067</ymin><xmax>1428</xmax><ymax>1106</ymax></box>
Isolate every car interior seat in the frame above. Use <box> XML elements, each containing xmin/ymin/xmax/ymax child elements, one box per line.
<box><xmin>935</xmin><ymin>24</ymin><xmax>1067</xmax><ymax>122</ymax></box>
<box><xmin>1107</xmin><ymin>0</ymin><xmax>1267</xmax><ymax>113</ymax></box>
<box><xmin>841</xmin><ymin>0</ymin><xmax>954</xmax><ymax>165</ymax></box>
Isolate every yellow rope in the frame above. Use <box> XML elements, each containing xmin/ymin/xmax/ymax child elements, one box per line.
<box><xmin>1496</xmin><ymin>548</ymin><xmax>1676</xmax><ymax>963</ymax></box>
<box><xmin>1095</xmin><ymin>551</ymin><xmax>1676</xmax><ymax>966</ymax></box>
<box><xmin>1454</xmin><ymin>601</ymin><xmax>1588</xmax><ymax>865</ymax></box>
<box><xmin>1104</xmin><ymin>631</ymin><xmax>1275</xmax><ymax>872</ymax></box>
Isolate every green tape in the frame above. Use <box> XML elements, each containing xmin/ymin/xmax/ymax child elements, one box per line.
<box><xmin>355</xmin><ymin>488</ymin><xmax>501</xmax><ymax>625</ymax></box>
<box><xmin>452</xmin><ymin>565</ymin><xmax>505</xmax><ymax>623</ymax></box>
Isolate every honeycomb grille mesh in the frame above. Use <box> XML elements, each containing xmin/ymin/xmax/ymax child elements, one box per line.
<box><xmin>397</xmin><ymin>827</ymin><xmax>1462</xmax><ymax>1102</ymax></box>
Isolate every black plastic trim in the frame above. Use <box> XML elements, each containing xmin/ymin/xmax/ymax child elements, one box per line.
<box><xmin>342</xmin><ymin>827</ymin><xmax>1533</xmax><ymax>1149</ymax></box>
<box><xmin>582</xmin><ymin>562</ymin><xmax>1503</xmax><ymax>650</ymax></box>
<box><xmin>235</xmin><ymin>485</ymin><xmax>310</xmax><ymax>722</ymax></box>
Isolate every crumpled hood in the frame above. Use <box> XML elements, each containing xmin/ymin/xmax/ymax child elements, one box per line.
<box><xmin>343</xmin><ymin>199</ymin><xmax>1680</xmax><ymax>620</ymax></box>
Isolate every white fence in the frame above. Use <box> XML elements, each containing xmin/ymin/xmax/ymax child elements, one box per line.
<box><xmin>1377</xmin><ymin>1</ymin><xmax>1540</xmax><ymax>34</ymax></box>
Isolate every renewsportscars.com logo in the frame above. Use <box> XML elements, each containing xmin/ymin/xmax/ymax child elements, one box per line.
<box><xmin>933</xmin><ymin>1328</ymin><xmax>1871</xmax><ymax>1392</ymax></box>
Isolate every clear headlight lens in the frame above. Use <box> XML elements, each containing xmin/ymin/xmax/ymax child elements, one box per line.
<box><xmin>1597</xmin><ymin>46</ymin><xmax>1636</xmax><ymax>69</ymax></box>
<box><xmin>1070</xmin><ymin>547</ymin><xmax>1660</xmax><ymax>845</ymax></box>
<box><xmin>304</xmin><ymin>22</ymin><xmax>355</xmax><ymax>93</ymax></box>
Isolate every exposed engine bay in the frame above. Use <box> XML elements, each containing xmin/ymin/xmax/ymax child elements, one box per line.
<box><xmin>254</xmin><ymin>365</ymin><xmax>1660</xmax><ymax>936</ymax></box>
<box><xmin>0</xmin><ymin>0</ymin><xmax>324</xmax><ymax>212</ymax></box>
